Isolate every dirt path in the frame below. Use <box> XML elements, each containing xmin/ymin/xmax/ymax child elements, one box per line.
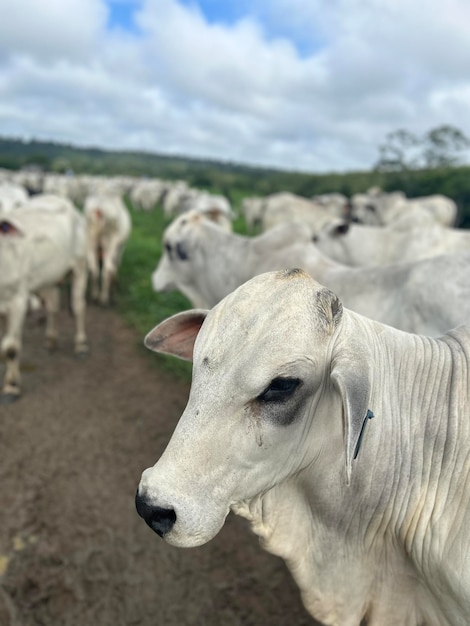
<box><xmin>0</xmin><ymin>305</ymin><xmax>316</xmax><ymax>626</ymax></box>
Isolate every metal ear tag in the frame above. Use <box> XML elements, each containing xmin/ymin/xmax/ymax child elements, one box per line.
<box><xmin>353</xmin><ymin>409</ymin><xmax>375</xmax><ymax>460</ymax></box>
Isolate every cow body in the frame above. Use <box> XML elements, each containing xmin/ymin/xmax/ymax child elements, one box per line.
<box><xmin>0</xmin><ymin>195</ymin><xmax>88</xmax><ymax>401</ymax></box>
<box><xmin>315</xmin><ymin>218</ymin><xmax>470</xmax><ymax>266</ymax></box>
<box><xmin>137</xmin><ymin>270</ymin><xmax>470</xmax><ymax>626</ymax></box>
<box><xmin>84</xmin><ymin>194</ymin><xmax>131</xmax><ymax>305</ymax></box>
<box><xmin>261</xmin><ymin>191</ymin><xmax>339</xmax><ymax>234</ymax></box>
<box><xmin>351</xmin><ymin>190</ymin><xmax>458</xmax><ymax>228</ymax></box>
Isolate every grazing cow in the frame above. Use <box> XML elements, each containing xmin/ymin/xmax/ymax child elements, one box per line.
<box><xmin>314</xmin><ymin>218</ymin><xmax>470</xmax><ymax>266</ymax></box>
<box><xmin>84</xmin><ymin>194</ymin><xmax>131</xmax><ymax>305</ymax></box>
<box><xmin>136</xmin><ymin>269</ymin><xmax>470</xmax><ymax>626</ymax></box>
<box><xmin>151</xmin><ymin>209</ymin><xmax>470</xmax><ymax>336</ymax></box>
<box><xmin>0</xmin><ymin>195</ymin><xmax>89</xmax><ymax>402</ymax></box>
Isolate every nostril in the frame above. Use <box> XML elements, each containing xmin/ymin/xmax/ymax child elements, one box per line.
<box><xmin>135</xmin><ymin>490</ymin><xmax>177</xmax><ymax>538</ymax></box>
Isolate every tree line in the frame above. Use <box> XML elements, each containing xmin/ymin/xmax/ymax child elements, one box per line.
<box><xmin>0</xmin><ymin>131</ymin><xmax>469</xmax><ymax>226</ymax></box>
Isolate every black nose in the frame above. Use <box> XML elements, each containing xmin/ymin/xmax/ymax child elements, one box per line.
<box><xmin>135</xmin><ymin>491</ymin><xmax>177</xmax><ymax>537</ymax></box>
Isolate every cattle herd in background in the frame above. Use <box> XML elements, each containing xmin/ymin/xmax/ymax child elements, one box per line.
<box><xmin>2</xmin><ymin>165</ymin><xmax>470</xmax><ymax>624</ymax></box>
<box><xmin>0</xmin><ymin>165</ymin><xmax>465</xmax><ymax>404</ymax></box>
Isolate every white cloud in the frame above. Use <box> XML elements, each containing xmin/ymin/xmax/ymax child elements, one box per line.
<box><xmin>0</xmin><ymin>0</ymin><xmax>108</xmax><ymax>62</ymax></box>
<box><xmin>0</xmin><ymin>0</ymin><xmax>469</xmax><ymax>172</ymax></box>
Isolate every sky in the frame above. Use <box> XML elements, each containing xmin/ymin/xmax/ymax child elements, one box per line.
<box><xmin>0</xmin><ymin>0</ymin><xmax>469</xmax><ymax>173</ymax></box>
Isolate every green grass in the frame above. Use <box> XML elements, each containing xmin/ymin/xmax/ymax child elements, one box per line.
<box><xmin>115</xmin><ymin>203</ymin><xmax>194</xmax><ymax>380</ymax></box>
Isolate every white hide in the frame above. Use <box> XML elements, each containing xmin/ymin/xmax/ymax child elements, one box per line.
<box><xmin>0</xmin><ymin>194</ymin><xmax>89</xmax><ymax>400</ymax></box>
<box><xmin>130</xmin><ymin>179</ymin><xmax>167</xmax><ymax>211</ymax></box>
<box><xmin>315</xmin><ymin>218</ymin><xmax>470</xmax><ymax>266</ymax></box>
<box><xmin>0</xmin><ymin>183</ymin><xmax>28</xmax><ymax>214</ymax></box>
<box><xmin>137</xmin><ymin>269</ymin><xmax>470</xmax><ymax>626</ymax></box>
<box><xmin>351</xmin><ymin>190</ymin><xmax>458</xmax><ymax>228</ymax></box>
<box><xmin>260</xmin><ymin>192</ymin><xmax>339</xmax><ymax>235</ymax></box>
<box><xmin>241</xmin><ymin>196</ymin><xmax>265</xmax><ymax>230</ymax></box>
<box><xmin>84</xmin><ymin>194</ymin><xmax>131</xmax><ymax>305</ymax></box>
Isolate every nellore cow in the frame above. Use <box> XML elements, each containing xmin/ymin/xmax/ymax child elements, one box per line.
<box><xmin>137</xmin><ymin>269</ymin><xmax>470</xmax><ymax>626</ymax></box>
<box><xmin>0</xmin><ymin>195</ymin><xmax>89</xmax><ymax>402</ymax></box>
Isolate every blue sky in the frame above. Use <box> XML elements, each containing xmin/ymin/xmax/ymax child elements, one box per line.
<box><xmin>106</xmin><ymin>0</ymin><xmax>323</xmax><ymax>58</ymax></box>
<box><xmin>107</xmin><ymin>1</ymin><xmax>141</xmax><ymax>33</ymax></box>
<box><xmin>0</xmin><ymin>0</ymin><xmax>469</xmax><ymax>172</ymax></box>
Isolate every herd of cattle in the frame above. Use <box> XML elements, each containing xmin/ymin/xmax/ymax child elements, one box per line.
<box><xmin>2</xmin><ymin>167</ymin><xmax>470</xmax><ymax>625</ymax></box>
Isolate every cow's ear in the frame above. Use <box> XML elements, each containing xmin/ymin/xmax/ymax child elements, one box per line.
<box><xmin>144</xmin><ymin>310</ymin><xmax>208</xmax><ymax>361</ymax></box>
<box><xmin>330</xmin><ymin>344</ymin><xmax>373</xmax><ymax>486</ymax></box>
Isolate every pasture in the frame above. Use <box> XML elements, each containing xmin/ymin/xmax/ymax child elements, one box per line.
<box><xmin>0</xmin><ymin>199</ymin><xmax>318</xmax><ymax>625</ymax></box>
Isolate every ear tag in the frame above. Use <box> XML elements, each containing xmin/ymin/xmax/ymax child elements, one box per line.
<box><xmin>353</xmin><ymin>409</ymin><xmax>375</xmax><ymax>460</ymax></box>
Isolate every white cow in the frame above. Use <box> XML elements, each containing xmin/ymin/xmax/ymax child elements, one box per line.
<box><xmin>137</xmin><ymin>269</ymin><xmax>470</xmax><ymax>626</ymax></box>
<box><xmin>130</xmin><ymin>179</ymin><xmax>167</xmax><ymax>211</ymax></box>
<box><xmin>351</xmin><ymin>190</ymin><xmax>458</xmax><ymax>228</ymax></box>
<box><xmin>0</xmin><ymin>182</ymin><xmax>29</xmax><ymax>214</ymax></box>
<box><xmin>161</xmin><ymin>181</ymin><xmax>192</xmax><ymax>217</ymax></box>
<box><xmin>261</xmin><ymin>192</ymin><xmax>339</xmax><ymax>235</ymax></box>
<box><xmin>152</xmin><ymin>211</ymin><xmax>313</xmax><ymax>309</ymax></box>
<box><xmin>0</xmin><ymin>195</ymin><xmax>89</xmax><ymax>402</ymax></box>
<box><xmin>151</xmin><ymin>210</ymin><xmax>470</xmax><ymax>336</ymax></box>
<box><xmin>314</xmin><ymin>218</ymin><xmax>470</xmax><ymax>266</ymax></box>
<box><xmin>84</xmin><ymin>194</ymin><xmax>131</xmax><ymax>305</ymax></box>
<box><xmin>311</xmin><ymin>192</ymin><xmax>349</xmax><ymax>218</ymax></box>
<box><xmin>240</xmin><ymin>196</ymin><xmax>265</xmax><ymax>230</ymax></box>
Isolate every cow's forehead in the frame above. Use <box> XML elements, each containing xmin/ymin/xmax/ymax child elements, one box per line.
<box><xmin>194</xmin><ymin>269</ymin><xmax>328</xmax><ymax>366</ymax></box>
<box><xmin>165</xmin><ymin>210</ymin><xmax>202</xmax><ymax>238</ymax></box>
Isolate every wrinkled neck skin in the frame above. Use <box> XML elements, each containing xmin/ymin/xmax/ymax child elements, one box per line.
<box><xmin>234</xmin><ymin>315</ymin><xmax>470</xmax><ymax>626</ymax></box>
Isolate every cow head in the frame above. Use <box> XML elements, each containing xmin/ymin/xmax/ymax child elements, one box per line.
<box><xmin>137</xmin><ymin>269</ymin><xmax>372</xmax><ymax>546</ymax></box>
<box><xmin>151</xmin><ymin>210</ymin><xmax>225</xmax><ymax>308</ymax></box>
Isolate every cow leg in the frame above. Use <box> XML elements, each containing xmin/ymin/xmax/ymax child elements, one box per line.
<box><xmin>38</xmin><ymin>286</ymin><xmax>60</xmax><ymax>351</ymax></box>
<box><xmin>99</xmin><ymin>237</ymin><xmax>120</xmax><ymax>306</ymax></box>
<box><xmin>87</xmin><ymin>238</ymin><xmax>100</xmax><ymax>302</ymax></box>
<box><xmin>71</xmin><ymin>258</ymin><xmax>89</xmax><ymax>356</ymax></box>
<box><xmin>1</xmin><ymin>292</ymin><xmax>28</xmax><ymax>402</ymax></box>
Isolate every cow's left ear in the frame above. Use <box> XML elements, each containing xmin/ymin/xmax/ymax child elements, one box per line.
<box><xmin>330</xmin><ymin>344</ymin><xmax>372</xmax><ymax>486</ymax></box>
<box><xmin>144</xmin><ymin>309</ymin><xmax>208</xmax><ymax>361</ymax></box>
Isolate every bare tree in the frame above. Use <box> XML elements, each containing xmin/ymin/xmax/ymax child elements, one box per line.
<box><xmin>374</xmin><ymin>125</ymin><xmax>470</xmax><ymax>171</ymax></box>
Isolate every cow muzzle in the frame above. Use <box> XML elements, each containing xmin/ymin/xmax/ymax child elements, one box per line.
<box><xmin>135</xmin><ymin>490</ymin><xmax>176</xmax><ymax>538</ymax></box>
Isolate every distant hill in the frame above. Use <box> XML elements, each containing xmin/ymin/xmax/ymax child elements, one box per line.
<box><xmin>1</xmin><ymin>135</ymin><xmax>469</xmax><ymax>225</ymax></box>
<box><xmin>0</xmin><ymin>135</ymin><xmax>385</xmax><ymax>197</ymax></box>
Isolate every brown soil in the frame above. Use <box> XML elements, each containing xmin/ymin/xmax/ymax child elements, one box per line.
<box><xmin>0</xmin><ymin>305</ymin><xmax>318</xmax><ymax>626</ymax></box>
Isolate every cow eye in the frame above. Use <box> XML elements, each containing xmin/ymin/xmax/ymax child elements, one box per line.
<box><xmin>176</xmin><ymin>242</ymin><xmax>189</xmax><ymax>261</ymax></box>
<box><xmin>258</xmin><ymin>377</ymin><xmax>301</xmax><ymax>403</ymax></box>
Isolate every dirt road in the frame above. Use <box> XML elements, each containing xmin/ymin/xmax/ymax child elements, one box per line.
<box><xmin>0</xmin><ymin>305</ymin><xmax>316</xmax><ymax>626</ymax></box>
